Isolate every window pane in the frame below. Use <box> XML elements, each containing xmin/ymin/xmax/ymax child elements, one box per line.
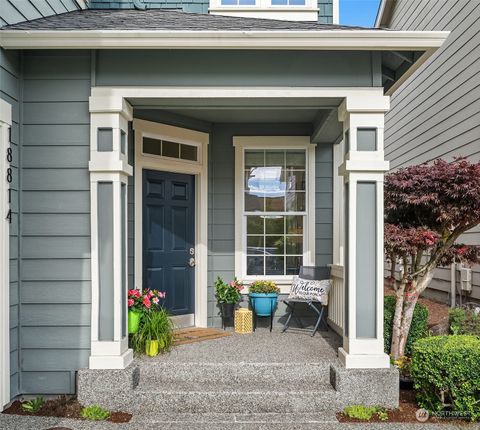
<box><xmin>266</xmin><ymin>256</ymin><xmax>284</xmax><ymax>275</ymax></box>
<box><xmin>289</xmin><ymin>0</ymin><xmax>305</xmax><ymax>4</ymax></box>
<box><xmin>286</xmin><ymin>236</ymin><xmax>302</xmax><ymax>254</ymax></box>
<box><xmin>286</xmin><ymin>215</ymin><xmax>303</xmax><ymax>234</ymax></box>
<box><xmin>265</xmin><ymin>150</ymin><xmax>284</xmax><ymax>167</ymax></box>
<box><xmin>180</xmin><ymin>144</ymin><xmax>198</xmax><ymax>161</ymax></box>
<box><xmin>247</xmin><ymin>236</ymin><xmax>264</xmax><ymax>255</ymax></box>
<box><xmin>265</xmin><ymin>216</ymin><xmax>284</xmax><ymax>234</ymax></box>
<box><xmin>286</xmin><ymin>170</ymin><xmax>305</xmax><ymax>191</ymax></box>
<box><xmin>239</xmin><ymin>0</ymin><xmax>255</xmax><ymax>4</ymax></box>
<box><xmin>143</xmin><ymin>137</ymin><xmax>161</xmax><ymax>156</ymax></box>
<box><xmin>286</xmin><ymin>151</ymin><xmax>306</xmax><ymax>169</ymax></box>
<box><xmin>221</xmin><ymin>0</ymin><xmax>237</xmax><ymax>4</ymax></box>
<box><xmin>247</xmin><ymin>256</ymin><xmax>264</xmax><ymax>275</ymax></box>
<box><xmin>247</xmin><ymin>216</ymin><xmax>263</xmax><ymax>234</ymax></box>
<box><xmin>162</xmin><ymin>140</ymin><xmax>180</xmax><ymax>158</ymax></box>
<box><xmin>245</xmin><ymin>150</ymin><xmax>264</xmax><ymax>168</ymax></box>
<box><xmin>265</xmin><ymin>196</ymin><xmax>285</xmax><ymax>211</ymax></box>
<box><xmin>245</xmin><ymin>192</ymin><xmax>264</xmax><ymax>211</ymax></box>
<box><xmin>286</xmin><ymin>256</ymin><xmax>302</xmax><ymax>275</ymax></box>
<box><xmin>286</xmin><ymin>192</ymin><xmax>305</xmax><ymax>211</ymax></box>
<box><xmin>265</xmin><ymin>236</ymin><xmax>284</xmax><ymax>255</ymax></box>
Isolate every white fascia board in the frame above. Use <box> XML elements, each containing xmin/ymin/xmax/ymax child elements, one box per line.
<box><xmin>0</xmin><ymin>29</ymin><xmax>449</xmax><ymax>50</ymax></box>
<box><xmin>374</xmin><ymin>0</ymin><xmax>388</xmax><ymax>28</ymax></box>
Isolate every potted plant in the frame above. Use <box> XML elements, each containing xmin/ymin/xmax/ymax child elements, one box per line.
<box><xmin>249</xmin><ymin>280</ymin><xmax>280</xmax><ymax>316</ymax></box>
<box><xmin>128</xmin><ymin>289</ymin><xmax>166</xmax><ymax>334</ymax></box>
<box><xmin>393</xmin><ymin>355</ymin><xmax>413</xmax><ymax>390</ymax></box>
<box><xmin>214</xmin><ymin>277</ymin><xmax>243</xmax><ymax>319</ymax></box>
<box><xmin>131</xmin><ymin>306</ymin><xmax>174</xmax><ymax>357</ymax></box>
<box><xmin>127</xmin><ymin>289</ymin><xmax>143</xmax><ymax>334</ymax></box>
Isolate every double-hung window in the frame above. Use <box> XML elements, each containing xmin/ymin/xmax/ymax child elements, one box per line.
<box><xmin>234</xmin><ymin>137</ymin><xmax>315</xmax><ymax>285</ymax></box>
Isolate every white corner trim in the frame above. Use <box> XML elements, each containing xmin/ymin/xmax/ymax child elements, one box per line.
<box><xmin>374</xmin><ymin>0</ymin><xmax>388</xmax><ymax>28</ymax></box>
<box><xmin>0</xmin><ymin>29</ymin><xmax>449</xmax><ymax>51</ymax></box>
<box><xmin>233</xmin><ymin>136</ymin><xmax>315</xmax><ymax>292</ymax></box>
<box><xmin>332</xmin><ymin>0</ymin><xmax>339</xmax><ymax>25</ymax></box>
<box><xmin>0</xmin><ymin>99</ymin><xmax>11</xmax><ymax>408</ymax></box>
<box><xmin>133</xmin><ymin>119</ymin><xmax>209</xmax><ymax>328</ymax></box>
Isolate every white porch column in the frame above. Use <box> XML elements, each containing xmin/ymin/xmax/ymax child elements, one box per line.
<box><xmin>337</xmin><ymin>95</ymin><xmax>391</xmax><ymax>369</ymax></box>
<box><xmin>89</xmin><ymin>95</ymin><xmax>133</xmax><ymax>369</ymax></box>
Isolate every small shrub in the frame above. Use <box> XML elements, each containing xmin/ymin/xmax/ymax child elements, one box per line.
<box><xmin>214</xmin><ymin>276</ymin><xmax>243</xmax><ymax>304</ymax></box>
<box><xmin>249</xmin><ymin>280</ymin><xmax>280</xmax><ymax>294</ymax></box>
<box><xmin>131</xmin><ymin>307</ymin><xmax>174</xmax><ymax>355</ymax></box>
<box><xmin>21</xmin><ymin>396</ymin><xmax>44</xmax><ymax>413</ymax></box>
<box><xmin>411</xmin><ymin>335</ymin><xmax>480</xmax><ymax>421</ymax></box>
<box><xmin>449</xmin><ymin>307</ymin><xmax>480</xmax><ymax>336</ymax></box>
<box><xmin>384</xmin><ymin>296</ymin><xmax>428</xmax><ymax>356</ymax></box>
<box><xmin>343</xmin><ymin>405</ymin><xmax>387</xmax><ymax>421</ymax></box>
<box><xmin>80</xmin><ymin>405</ymin><xmax>110</xmax><ymax>421</ymax></box>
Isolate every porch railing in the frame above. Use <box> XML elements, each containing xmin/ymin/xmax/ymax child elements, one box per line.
<box><xmin>328</xmin><ymin>264</ymin><xmax>344</xmax><ymax>336</ymax></box>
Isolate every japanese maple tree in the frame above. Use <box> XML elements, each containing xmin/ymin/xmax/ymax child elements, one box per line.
<box><xmin>385</xmin><ymin>158</ymin><xmax>480</xmax><ymax>359</ymax></box>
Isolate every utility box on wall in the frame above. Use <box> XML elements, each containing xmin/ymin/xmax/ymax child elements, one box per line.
<box><xmin>460</xmin><ymin>267</ymin><xmax>472</xmax><ymax>292</ymax></box>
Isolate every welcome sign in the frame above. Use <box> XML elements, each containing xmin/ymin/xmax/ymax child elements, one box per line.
<box><xmin>288</xmin><ymin>276</ymin><xmax>331</xmax><ymax>303</ymax></box>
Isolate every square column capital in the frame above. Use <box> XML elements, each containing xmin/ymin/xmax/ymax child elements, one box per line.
<box><xmin>338</xmin><ymin>95</ymin><xmax>390</xmax><ymax>122</ymax></box>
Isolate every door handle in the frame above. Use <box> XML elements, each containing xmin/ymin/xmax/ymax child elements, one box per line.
<box><xmin>188</xmin><ymin>257</ymin><xmax>196</xmax><ymax>267</ymax></box>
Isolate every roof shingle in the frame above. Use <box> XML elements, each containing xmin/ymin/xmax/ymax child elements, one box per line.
<box><xmin>1</xmin><ymin>9</ymin><xmax>374</xmax><ymax>31</ymax></box>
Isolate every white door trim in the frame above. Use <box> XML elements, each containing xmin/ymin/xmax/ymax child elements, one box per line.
<box><xmin>133</xmin><ymin>119</ymin><xmax>209</xmax><ymax>328</ymax></box>
<box><xmin>0</xmin><ymin>99</ymin><xmax>12</xmax><ymax>408</ymax></box>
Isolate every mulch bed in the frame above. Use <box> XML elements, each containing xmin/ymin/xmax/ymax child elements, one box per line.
<box><xmin>337</xmin><ymin>390</ymin><xmax>474</xmax><ymax>425</ymax></box>
<box><xmin>2</xmin><ymin>396</ymin><xmax>132</xmax><ymax>423</ymax></box>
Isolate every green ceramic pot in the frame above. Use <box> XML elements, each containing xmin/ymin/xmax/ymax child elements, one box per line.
<box><xmin>128</xmin><ymin>310</ymin><xmax>141</xmax><ymax>334</ymax></box>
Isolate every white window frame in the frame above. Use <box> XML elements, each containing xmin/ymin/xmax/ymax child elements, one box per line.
<box><xmin>210</xmin><ymin>0</ymin><xmax>317</xmax><ymax>11</ymax></box>
<box><xmin>234</xmin><ymin>136</ymin><xmax>316</xmax><ymax>293</ymax></box>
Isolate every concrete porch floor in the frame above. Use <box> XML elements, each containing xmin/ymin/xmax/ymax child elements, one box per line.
<box><xmin>136</xmin><ymin>327</ymin><xmax>343</xmax><ymax>365</ymax></box>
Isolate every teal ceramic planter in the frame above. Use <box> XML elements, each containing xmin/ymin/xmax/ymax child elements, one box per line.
<box><xmin>249</xmin><ymin>293</ymin><xmax>278</xmax><ymax>316</ymax></box>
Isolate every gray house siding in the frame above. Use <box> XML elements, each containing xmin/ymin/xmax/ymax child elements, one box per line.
<box><xmin>1</xmin><ymin>0</ymin><xmax>82</xmax><ymax>401</ymax></box>
<box><xmin>384</xmin><ymin>0</ymin><xmax>480</xmax><ymax>301</ymax></box>
<box><xmin>95</xmin><ymin>50</ymin><xmax>379</xmax><ymax>88</ymax></box>
<box><xmin>89</xmin><ymin>0</ymin><xmax>334</xmax><ymax>23</ymax></box>
<box><xmin>19</xmin><ymin>50</ymin><xmax>91</xmax><ymax>394</ymax></box>
<box><xmin>0</xmin><ymin>0</ymin><xmax>81</xmax><ymax>26</ymax></box>
<box><xmin>1</xmin><ymin>48</ymin><xmax>20</xmax><ymax>398</ymax></box>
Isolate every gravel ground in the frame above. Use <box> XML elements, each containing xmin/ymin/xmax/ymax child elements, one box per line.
<box><xmin>0</xmin><ymin>413</ymin><xmax>476</xmax><ymax>430</ymax></box>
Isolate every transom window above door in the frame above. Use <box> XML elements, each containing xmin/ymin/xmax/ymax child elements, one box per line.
<box><xmin>143</xmin><ymin>136</ymin><xmax>199</xmax><ymax>162</ymax></box>
<box><xmin>234</xmin><ymin>138</ymin><xmax>316</xmax><ymax>284</ymax></box>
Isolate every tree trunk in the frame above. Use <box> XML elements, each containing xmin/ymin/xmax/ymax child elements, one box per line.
<box><xmin>395</xmin><ymin>295</ymin><xmax>419</xmax><ymax>360</ymax></box>
<box><xmin>390</xmin><ymin>282</ymin><xmax>406</xmax><ymax>359</ymax></box>
<box><xmin>390</xmin><ymin>269</ymin><xmax>435</xmax><ymax>359</ymax></box>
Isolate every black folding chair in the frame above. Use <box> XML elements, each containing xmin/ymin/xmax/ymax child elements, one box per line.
<box><xmin>282</xmin><ymin>266</ymin><xmax>331</xmax><ymax>337</ymax></box>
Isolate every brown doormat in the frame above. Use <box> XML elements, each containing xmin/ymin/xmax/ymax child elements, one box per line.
<box><xmin>174</xmin><ymin>327</ymin><xmax>231</xmax><ymax>346</ymax></box>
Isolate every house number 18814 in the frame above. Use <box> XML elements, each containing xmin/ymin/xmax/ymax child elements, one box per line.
<box><xmin>5</xmin><ymin>144</ymin><xmax>12</xmax><ymax>223</ymax></box>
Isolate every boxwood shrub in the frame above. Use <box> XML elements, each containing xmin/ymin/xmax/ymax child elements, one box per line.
<box><xmin>411</xmin><ymin>335</ymin><xmax>480</xmax><ymax>421</ymax></box>
<box><xmin>384</xmin><ymin>295</ymin><xmax>428</xmax><ymax>356</ymax></box>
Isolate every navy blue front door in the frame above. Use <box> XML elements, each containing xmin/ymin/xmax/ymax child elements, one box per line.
<box><xmin>143</xmin><ymin>169</ymin><xmax>195</xmax><ymax>316</ymax></box>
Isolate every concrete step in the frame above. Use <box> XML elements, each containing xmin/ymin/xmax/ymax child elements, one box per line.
<box><xmin>130</xmin><ymin>412</ymin><xmax>339</xmax><ymax>424</ymax></box>
<box><xmin>128</xmin><ymin>385</ymin><xmax>339</xmax><ymax>413</ymax></box>
<box><xmin>137</xmin><ymin>362</ymin><xmax>332</xmax><ymax>391</ymax></box>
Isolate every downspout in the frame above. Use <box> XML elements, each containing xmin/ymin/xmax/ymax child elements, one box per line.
<box><xmin>133</xmin><ymin>0</ymin><xmax>148</xmax><ymax>10</ymax></box>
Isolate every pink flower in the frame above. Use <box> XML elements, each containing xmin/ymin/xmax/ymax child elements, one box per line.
<box><xmin>128</xmin><ymin>298</ymin><xmax>134</xmax><ymax>307</ymax></box>
<box><xmin>152</xmin><ymin>297</ymin><xmax>159</xmax><ymax>305</ymax></box>
<box><xmin>129</xmin><ymin>289</ymin><xmax>141</xmax><ymax>298</ymax></box>
<box><xmin>159</xmin><ymin>292</ymin><xmax>166</xmax><ymax>299</ymax></box>
<box><xmin>143</xmin><ymin>296</ymin><xmax>151</xmax><ymax>309</ymax></box>
<box><xmin>147</xmin><ymin>290</ymin><xmax>154</xmax><ymax>298</ymax></box>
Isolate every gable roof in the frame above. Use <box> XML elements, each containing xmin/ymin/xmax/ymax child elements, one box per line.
<box><xmin>1</xmin><ymin>9</ymin><xmax>367</xmax><ymax>31</ymax></box>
